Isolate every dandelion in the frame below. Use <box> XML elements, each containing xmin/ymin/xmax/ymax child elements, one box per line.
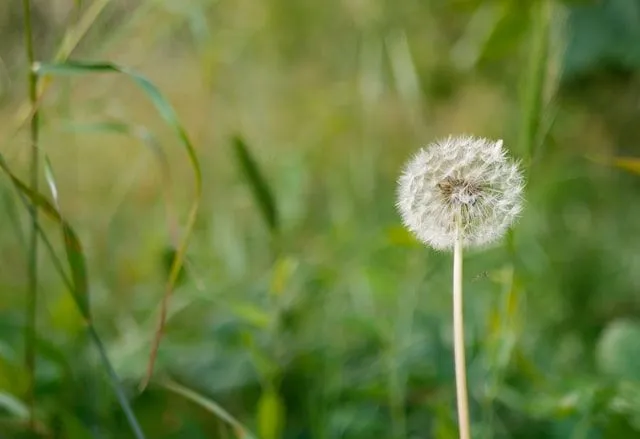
<box><xmin>396</xmin><ymin>135</ymin><xmax>525</xmax><ymax>439</ymax></box>
<box><xmin>397</xmin><ymin>135</ymin><xmax>524</xmax><ymax>250</ymax></box>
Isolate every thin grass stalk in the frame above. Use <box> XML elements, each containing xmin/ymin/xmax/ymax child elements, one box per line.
<box><xmin>87</xmin><ymin>326</ymin><xmax>146</xmax><ymax>439</ymax></box>
<box><xmin>453</xmin><ymin>216</ymin><xmax>470</xmax><ymax>439</ymax></box>
<box><xmin>518</xmin><ymin>0</ymin><xmax>551</xmax><ymax>165</ymax></box>
<box><xmin>21</xmin><ymin>0</ymin><xmax>40</xmax><ymax>429</ymax></box>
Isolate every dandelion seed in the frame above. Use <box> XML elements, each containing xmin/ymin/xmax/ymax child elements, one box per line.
<box><xmin>396</xmin><ymin>135</ymin><xmax>524</xmax><ymax>250</ymax></box>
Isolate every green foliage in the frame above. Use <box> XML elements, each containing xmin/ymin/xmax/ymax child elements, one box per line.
<box><xmin>596</xmin><ymin>320</ymin><xmax>640</xmax><ymax>380</ymax></box>
<box><xmin>232</xmin><ymin>136</ymin><xmax>280</xmax><ymax>235</ymax></box>
<box><xmin>2</xmin><ymin>0</ymin><xmax>640</xmax><ymax>438</ymax></box>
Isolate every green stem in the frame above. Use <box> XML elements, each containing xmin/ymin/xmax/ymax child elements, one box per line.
<box><xmin>87</xmin><ymin>326</ymin><xmax>146</xmax><ymax>439</ymax></box>
<box><xmin>12</xmin><ymin>187</ymin><xmax>147</xmax><ymax>439</ymax></box>
<box><xmin>453</xmin><ymin>217</ymin><xmax>470</xmax><ymax>439</ymax></box>
<box><xmin>22</xmin><ymin>0</ymin><xmax>40</xmax><ymax>429</ymax></box>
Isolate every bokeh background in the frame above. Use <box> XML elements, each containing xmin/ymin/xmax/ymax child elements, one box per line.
<box><xmin>1</xmin><ymin>0</ymin><xmax>640</xmax><ymax>438</ymax></box>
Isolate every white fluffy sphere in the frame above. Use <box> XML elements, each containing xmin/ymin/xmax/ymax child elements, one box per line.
<box><xmin>396</xmin><ymin>136</ymin><xmax>524</xmax><ymax>250</ymax></box>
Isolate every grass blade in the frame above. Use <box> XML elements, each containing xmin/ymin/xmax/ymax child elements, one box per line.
<box><xmin>160</xmin><ymin>380</ymin><xmax>255</xmax><ymax>439</ymax></box>
<box><xmin>33</xmin><ymin>60</ymin><xmax>203</xmax><ymax>389</ymax></box>
<box><xmin>43</xmin><ymin>157</ymin><xmax>90</xmax><ymax>317</ymax></box>
<box><xmin>10</xmin><ymin>0</ymin><xmax>113</xmax><ymax>138</ymax></box>
<box><xmin>232</xmin><ymin>136</ymin><xmax>279</xmax><ymax>234</ymax></box>
<box><xmin>21</xmin><ymin>0</ymin><xmax>41</xmax><ymax>429</ymax></box>
<box><xmin>517</xmin><ymin>0</ymin><xmax>551</xmax><ymax>164</ymax></box>
<box><xmin>0</xmin><ymin>153</ymin><xmax>146</xmax><ymax>439</ymax></box>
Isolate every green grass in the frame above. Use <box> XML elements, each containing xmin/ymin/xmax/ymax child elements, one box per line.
<box><xmin>1</xmin><ymin>0</ymin><xmax>640</xmax><ymax>438</ymax></box>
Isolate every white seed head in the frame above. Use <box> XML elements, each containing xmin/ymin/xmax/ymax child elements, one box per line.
<box><xmin>396</xmin><ymin>135</ymin><xmax>524</xmax><ymax>250</ymax></box>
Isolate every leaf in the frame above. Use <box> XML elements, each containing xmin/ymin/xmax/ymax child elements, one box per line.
<box><xmin>9</xmin><ymin>0</ymin><xmax>112</xmax><ymax>138</ymax></box>
<box><xmin>32</xmin><ymin>60</ymin><xmax>202</xmax><ymax>387</ymax></box>
<box><xmin>257</xmin><ymin>386</ymin><xmax>286</xmax><ymax>439</ymax></box>
<box><xmin>160</xmin><ymin>380</ymin><xmax>255</xmax><ymax>439</ymax></box>
<box><xmin>232</xmin><ymin>136</ymin><xmax>279</xmax><ymax>233</ymax></box>
<box><xmin>518</xmin><ymin>0</ymin><xmax>552</xmax><ymax>162</ymax></box>
<box><xmin>11</xmin><ymin>153</ymin><xmax>146</xmax><ymax>438</ymax></box>
<box><xmin>43</xmin><ymin>157</ymin><xmax>90</xmax><ymax>318</ymax></box>
<box><xmin>0</xmin><ymin>154</ymin><xmax>90</xmax><ymax>318</ymax></box>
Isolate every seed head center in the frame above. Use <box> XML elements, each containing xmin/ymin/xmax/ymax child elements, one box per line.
<box><xmin>437</xmin><ymin>177</ymin><xmax>481</xmax><ymax>206</ymax></box>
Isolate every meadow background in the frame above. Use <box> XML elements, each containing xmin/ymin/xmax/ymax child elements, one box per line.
<box><xmin>1</xmin><ymin>0</ymin><xmax>640</xmax><ymax>438</ymax></box>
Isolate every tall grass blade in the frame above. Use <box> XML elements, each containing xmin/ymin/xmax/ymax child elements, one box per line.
<box><xmin>42</xmin><ymin>157</ymin><xmax>90</xmax><ymax>317</ymax></box>
<box><xmin>518</xmin><ymin>0</ymin><xmax>551</xmax><ymax>164</ymax></box>
<box><xmin>0</xmin><ymin>153</ymin><xmax>146</xmax><ymax>438</ymax></box>
<box><xmin>32</xmin><ymin>60</ymin><xmax>203</xmax><ymax>389</ymax></box>
<box><xmin>21</xmin><ymin>1</ymin><xmax>40</xmax><ymax>428</ymax></box>
<box><xmin>232</xmin><ymin>136</ymin><xmax>279</xmax><ymax>234</ymax></box>
<box><xmin>12</xmin><ymin>0</ymin><xmax>113</xmax><ymax>136</ymax></box>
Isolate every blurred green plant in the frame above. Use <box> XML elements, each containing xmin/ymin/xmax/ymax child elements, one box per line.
<box><xmin>1</xmin><ymin>0</ymin><xmax>640</xmax><ymax>438</ymax></box>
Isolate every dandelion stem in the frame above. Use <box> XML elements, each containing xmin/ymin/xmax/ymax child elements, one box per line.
<box><xmin>453</xmin><ymin>217</ymin><xmax>471</xmax><ymax>439</ymax></box>
<box><xmin>22</xmin><ymin>0</ymin><xmax>40</xmax><ymax>429</ymax></box>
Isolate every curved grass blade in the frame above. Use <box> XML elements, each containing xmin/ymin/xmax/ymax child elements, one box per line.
<box><xmin>10</xmin><ymin>186</ymin><xmax>74</xmax><ymax>293</ymax></box>
<box><xmin>67</xmin><ymin>120</ymin><xmax>186</xmax><ymax>286</ymax></box>
<box><xmin>33</xmin><ymin>61</ymin><xmax>202</xmax><ymax>390</ymax></box>
<box><xmin>42</xmin><ymin>157</ymin><xmax>89</xmax><ymax>318</ymax></box>
<box><xmin>232</xmin><ymin>136</ymin><xmax>279</xmax><ymax>234</ymax></box>
<box><xmin>0</xmin><ymin>153</ymin><xmax>147</xmax><ymax>439</ymax></box>
<box><xmin>0</xmin><ymin>156</ymin><xmax>89</xmax><ymax>317</ymax></box>
<box><xmin>160</xmin><ymin>380</ymin><xmax>256</xmax><ymax>439</ymax></box>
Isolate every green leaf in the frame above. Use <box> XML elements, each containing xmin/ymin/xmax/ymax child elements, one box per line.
<box><xmin>1</xmin><ymin>152</ymin><xmax>146</xmax><ymax>438</ymax></box>
<box><xmin>232</xmin><ymin>136</ymin><xmax>279</xmax><ymax>233</ymax></box>
<box><xmin>33</xmin><ymin>60</ymin><xmax>202</xmax><ymax>386</ymax></box>
<box><xmin>44</xmin><ymin>156</ymin><xmax>91</xmax><ymax>319</ymax></box>
<box><xmin>257</xmin><ymin>386</ymin><xmax>286</xmax><ymax>439</ymax></box>
<box><xmin>0</xmin><ymin>154</ymin><xmax>90</xmax><ymax>318</ymax></box>
<box><xmin>518</xmin><ymin>0</ymin><xmax>552</xmax><ymax>163</ymax></box>
<box><xmin>160</xmin><ymin>380</ymin><xmax>255</xmax><ymax>439</ymax></box>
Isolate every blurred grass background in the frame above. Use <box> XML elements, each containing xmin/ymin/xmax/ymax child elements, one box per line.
<box><xmin>2</xmin><ymin>0</ymin><xmax>640</xmax><ymax>438</ymax></box>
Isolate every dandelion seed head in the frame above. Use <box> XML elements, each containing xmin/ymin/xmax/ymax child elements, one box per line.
<box><xmin>396</xmin><ymin>135</ymin><xmax>524</xmax><ymax>250</ymax></box>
